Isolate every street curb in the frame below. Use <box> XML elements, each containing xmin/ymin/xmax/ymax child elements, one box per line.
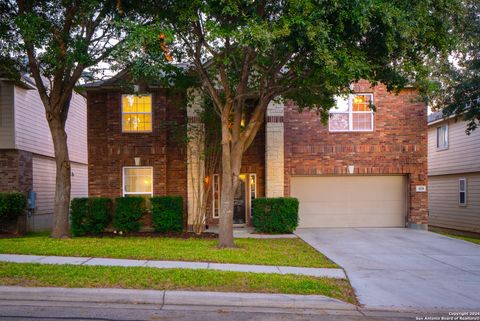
<box><xmin>0</xmin><ymin>286</ymin><xmax>470</xmax><ymax>317</ymax></box>
<box><xmin>0</xmin><ymin>286</ymin><xmax>355</xmax><ymax>311</ymax></box>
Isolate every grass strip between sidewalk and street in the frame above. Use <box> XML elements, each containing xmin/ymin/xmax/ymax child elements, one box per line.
<box><xmin>0</xmin><ymin>234</ymin><xmax>336</xmax><ymax>268</ymax></box>
<box><xmin>0</xmin><ymin>262</ymin><xmax>357</xmax><ymax>304</ymax></box>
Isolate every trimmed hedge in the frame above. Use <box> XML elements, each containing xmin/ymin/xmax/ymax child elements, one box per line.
<box><xmin>113</xmin><ymin>197</ymin><xmax>145</xmax><ymax>232</ymax></box>
<box><xmin>70</xmin><ymin>197</ymin><xmax>112</xmax><ymax>236</ymax></box>
<box><xmin>0</xmin><ymin>192</ymin><xmax>27</xmax><ymax>220</ymax></box>
<box><xmin>252</xmin><ymin>197</ymin><xmax>299</xmax><ymax>234</ymax></box>
<box><xmin>152</xmin><ymin>196</ymin><xmax>183</xmax><ymax>232</ymax></box>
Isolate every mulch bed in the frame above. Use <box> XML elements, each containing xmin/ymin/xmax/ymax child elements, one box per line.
<box><xmin>99</xmin><ymin>231</ymin><xmax>218</xmax><ymax>239</ymax></box>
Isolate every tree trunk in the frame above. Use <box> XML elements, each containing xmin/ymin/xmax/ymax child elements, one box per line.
<box><xmin>218</xmin><ymin>123</ymin><xmax>243</xmax><ymax>248</ymax></box>
<box><xmin>48</xmin><ymin>115</ymin><xmax>71</xmax><ymax>238</ymax></box>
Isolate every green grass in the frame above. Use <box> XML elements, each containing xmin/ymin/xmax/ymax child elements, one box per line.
<box><xmin>0</xmin><ymin>234</ymin><xmax>336</xmax><ymax>268</ymax></box>
<box><xmin>0</xmin><ymin>262</ymin><xmax>356</xmax><ymax>304</ymax></box>
<box><xmin>438</xmin><ymin>233</ymin><xmax>480</xmax><ymax>245</ymax></box>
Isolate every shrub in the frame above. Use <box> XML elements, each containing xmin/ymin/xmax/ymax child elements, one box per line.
<box><xmin>0</xmin><ymin>192</ymin><xmax>27</xmax><ymax>220</ymax></box>
<box><xmin>252</xmin><ymin>197</ymin><xmax>299</xmax><ymax>234</ymax></box>
<box><xmin>70</xmin><ymin>197</ymin><xmax>112</xmax><ymax>236</ymax></box>
<box><xmin>113</xmin><ymin>197</ymin><xmax>145</xmax><ymax>232</ymax></box>
<box><xmin>152</xmin><ymin>196</ymin><xmax>183</xmax><ymax>232</ymax></box>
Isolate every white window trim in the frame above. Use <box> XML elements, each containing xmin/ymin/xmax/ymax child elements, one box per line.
<box><xmin>436</xmin><ymin>124</ymin><xmax>449</xmax><ymax>151</ymax></box>
<box><xmin>122</xmin><ymin>166</ymin><xmax>153</xmax><ymax>196</ymax></box>
<box><xmin>121</xmin><ymin>94</ymin><xmax>153</xmax><ymax>133</ymax></box>
<box><xmin>212</xmin><ymin>174</ymin><xmax>220</xmax><ymax>218</ymax></box>
<box><xmin>329</xmin><ymin>93</ymin><xmax>374</xmax><ymax>132</ymax></box>
<box><xmin>249</xmin><ymin>173</ymin><xmax>257</xmax><ymax>217</ymax></box>
<box><xmin>459</xmin><ymin>178</ymin><xmax>467</xmax><ymax>206</ymax></box>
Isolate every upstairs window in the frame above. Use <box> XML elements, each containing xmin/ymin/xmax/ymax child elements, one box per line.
<box><xmin>436</xmin><ymin>124</ymin><xmax>449</xmax><ymax>150</ymax></box>
<box><xmin>329</xmin><ymin>94</ymin><xmax>374</xmax><ymax>132</ymax></box>
<box><xmin>459</xmin><ymin>178</ymin><xmax>467</xmax><ymax>206</ymax></box>
<box><xmin>122</xmin><ymin>94</ymin><xmax>152</xmax><ymax>132</ymax></box>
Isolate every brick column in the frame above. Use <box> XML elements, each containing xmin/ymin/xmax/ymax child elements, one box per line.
<box><xmin>186</xmin><ymin>90</ymin><xmax>205</xmax><ymax>230</ymax></box>
<box><xmin>265</xmin><ymin>101</ymin><xmax>285</xmax><ymax>197</ymax></box>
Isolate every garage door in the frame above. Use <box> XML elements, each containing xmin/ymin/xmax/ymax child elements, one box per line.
<box><xmin>291</xmin><ymin>176</ymin><xmax>406</xmax><ymax>228</ymax></box>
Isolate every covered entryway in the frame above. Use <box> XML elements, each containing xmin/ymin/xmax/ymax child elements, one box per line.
<box><xmin>291</xmin><ymin>176</ymin><xmax>406</xmax><ymax>228</ymax></box>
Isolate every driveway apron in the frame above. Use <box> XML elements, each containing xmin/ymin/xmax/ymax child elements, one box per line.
<box><xmin>296</xmin><ymin>228</ymin><xmax>480</xmax><ymax>310</ymax></box>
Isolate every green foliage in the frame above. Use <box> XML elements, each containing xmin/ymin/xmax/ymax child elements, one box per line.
<box><xmin>70</xmin><ymin>197</ymin><xmax>112</xmax><ymax>236</ymax></box>
<box><xmin>0</xmin><ymin>192</ymin><xmax>27</xmax><ymax>220</ymax></box>
<box><xmin>151</xmin><ymin>196</ymin><xmax>183</xmax><ymax>232</ymax></box>
<box><xmin>113</xmin><ymin>197</ymin><xmax>145</xmax><ymax>232</ymax></box>
<box><xmin>433</xmin><ymin>0</ymin><xmax>480</xmax><ymax>133</ymax></box>
<box><xmin>252</xmin><ymin>198</ymin><xmax>299</xmax><ymax>234</ymax></box>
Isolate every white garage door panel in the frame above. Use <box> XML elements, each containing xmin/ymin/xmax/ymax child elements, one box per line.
<box><xmin>291</xmin><ymin>176</ymin><xmax>406</xmax><ymax>228</ymax></box>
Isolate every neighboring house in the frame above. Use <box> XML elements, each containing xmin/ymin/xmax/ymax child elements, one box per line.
<box><xmin>0</xmin><ymin>74</ymin><xmax>88</xmax><ymax>231</ymax></box>
<box><xmin>428</xmin><ymin>112</ymin><xmax>480</xmax><ymax>233</ymax></box>
<box><xmin>83</xmin><ymin>75</ymin><xmax>428</xmax><ymax>230</ymax></box>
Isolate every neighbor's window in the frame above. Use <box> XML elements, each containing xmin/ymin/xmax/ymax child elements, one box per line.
<box><xmin>122</xmin><ymin>94</ymin><xmax>152</xmax><ymax>132</ymax></box>
<box><xmin>436</xmin><ymin>124</ymin><xmax>449</xmax><ymax>150</ymax></box>
<box><xmin>123</xmin><ymin>167</ymin><xmax>153</xmax><ymax>196</ymax></box>
<box><xmin>329</xmin><ymin>94</ymin><xmax>374</xmax><ymax>132</ymax></box>
<box><xmin>459</xmin><ymin>178</ymin><xmax>467</xmax><ymax>206</ymax></box>
<box><xmin>212</xmin><ymin>174</ymin><xmax>220</xmax><ymax>218</ymax></box>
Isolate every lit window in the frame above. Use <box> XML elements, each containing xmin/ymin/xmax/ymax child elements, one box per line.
<box><xmin>436</xmin><ymin>125</ymin><xmax>448</xmax><ymax>150</ymax></box>
<box><xmin>249</xmin><ymin>174</ymin><xmax>256</xmax><ymax>217</ymax></box>
<box><xmin>122</xmin><ymin>94</ymin><xmax>152</xmax><ymax>132</ymax></box>
<box><xmin>329</xmin><ymin>94</ymin><xmax>374</xmax><ymax>132</ymax></box>
<box><xmin>212</xmin><ymin>174</ymin><xmax>220</xmax><ymax>218</ymax></box>
<box><xmin>123</xmin><ymin>167</ymin><xmax>153</xmax><ymax>196</ymax></box>
<box><xmin>459</xmin><ymin>178</ymin><xmax>467</xmax><ymax>206</ymax></box>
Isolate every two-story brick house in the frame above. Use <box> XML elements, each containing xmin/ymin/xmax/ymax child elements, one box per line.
<box><xmin>83</xmin><ymin>74</ymin><xmax>428</xmax><ymax>230</ymax></box>
<box><xmin>0</xmin><ymin>74</ymin><xmax>88</xmax><ymax>232</ymax></box>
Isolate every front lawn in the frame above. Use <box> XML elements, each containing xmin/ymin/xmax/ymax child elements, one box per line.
<box><xmin>439</xmin><ymin>233</ymin><xmax>480</xmax><ymax>245</ymax></box>
<box><xmin>430</xmin><ymin>227</ymin><xmax>480</xmax><ymax>245</ymax></box>
<box><xmin>0</xmin><ymin>262</ymin><xmax>356</xmax><ymax>304</ymax></box>
<box><xmin>0</xmin><ymin>234</ymin><xmax>336</xmax><ymax>268</ymax></box>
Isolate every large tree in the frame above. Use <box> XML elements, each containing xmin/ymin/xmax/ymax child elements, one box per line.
<box><xmin>137</xmin><ymin>0</ymin><xmax>463</xmax><ymax>247</ymax></box>
<box><xmin>430</xmin><ymin>0</ymin><xmax>479</xmax><ymax>133</ymax></box>
<box><xmin>0</xmin><ymin>0</ymin><xmax>133</xmax><ymax>237</ymax></box>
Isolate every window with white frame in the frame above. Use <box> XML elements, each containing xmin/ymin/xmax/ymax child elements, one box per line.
<box><xmin>123</xmin><ymin>167</ymin><xmax>153</xmax><ymax>196</ymax></box>
<box><xmin>212</xmin><ymin>174</ymin><xmax>220</xmax><ymax>218</ymax></box>
<box><xmin>122</xmin><ymin>94</ymin><xmax>152</xmax><ymax>132</ymax></box>
<box><xmin>459</xmin><ymin>178</ymin><xmax>467</xmax><ymax>206</ymax></box>
<box><xmin>436</xmin><ymin>124</ymin><xmax>449</xmax><ymax>150</ymax></box>
<box><xmin>249</xmin><ymin>174</ymin><xmax>256</xmax><ymax>217</ymax></box>
<box><xmin>329</xmin><ymin>94</ymin><xmax>374</xmax><ymax>132</ymax></box>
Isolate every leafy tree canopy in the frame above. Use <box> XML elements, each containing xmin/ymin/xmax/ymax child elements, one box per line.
<box><xmin>130</xmin><ymin>0</ymin><xmax>463</xmax><ymax>121</ymax></box>
<box><xmin>429</xmin><ymin>0</ymin><xmax>479</xmax><ymax>133</ymax></box>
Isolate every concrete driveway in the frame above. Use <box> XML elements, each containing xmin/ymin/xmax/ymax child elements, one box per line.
<box><xmin>296</xmin><ymin>228</ymin><xmax>480</xmax><ymax>310</ymax></box>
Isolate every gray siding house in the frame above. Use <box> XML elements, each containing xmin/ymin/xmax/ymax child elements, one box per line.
<box><xmin>0</xmin><ymin>75</ymin><xmax>88</xmax><ymax>231</ymax></box>
<box><xmin>428</xmin><ymin>112</ymin><xmax>480</xmax><ymax>233</ymax></box>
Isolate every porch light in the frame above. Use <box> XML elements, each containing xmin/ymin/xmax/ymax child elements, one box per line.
<box><xmin>134</xmin><ymin>157</ymin><xmax>141</xmax><ymax>166</ymax></box>
<box><xmin>347</xmin><ymin>165</ymin><xmax>355</xmax><ymax>174</ymax></box>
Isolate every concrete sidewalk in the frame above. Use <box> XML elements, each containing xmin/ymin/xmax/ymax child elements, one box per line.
<box><xmin>0</xmin><ymin>254</ymin><xmax>346</xmax><ymax>279</ymax></box>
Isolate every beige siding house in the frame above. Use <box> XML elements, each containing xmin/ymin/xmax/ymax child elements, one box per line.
<box><xmin>428</xmin><ymin>112</ymin><xmax>480</xmax><ymax>233</ymax></box>
<box><xmin>0</xmin><ymin>75</ymin><xmax>88</xmax><ymax>231</ymax></box>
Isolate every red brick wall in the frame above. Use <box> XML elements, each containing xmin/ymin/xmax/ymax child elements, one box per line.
<box><xmin>284</xmin><ymin>81</ymin><xmax>428</xmax><ymax>225</ymax></box>
<box><xmin>87</xmin><ymin>89</ymin><xmax>187</xmax><ymax>224</ymax></box>
<box><xmin>0</xmin><ymin>149</ymin><xmax>32</xmax><ymax>193</ymax></box>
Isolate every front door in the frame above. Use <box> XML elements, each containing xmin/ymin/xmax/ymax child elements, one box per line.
<box><xmin>233</xmin><ymin>174</ymin><xmax>246</xmax><ymax>224</ymax></box>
